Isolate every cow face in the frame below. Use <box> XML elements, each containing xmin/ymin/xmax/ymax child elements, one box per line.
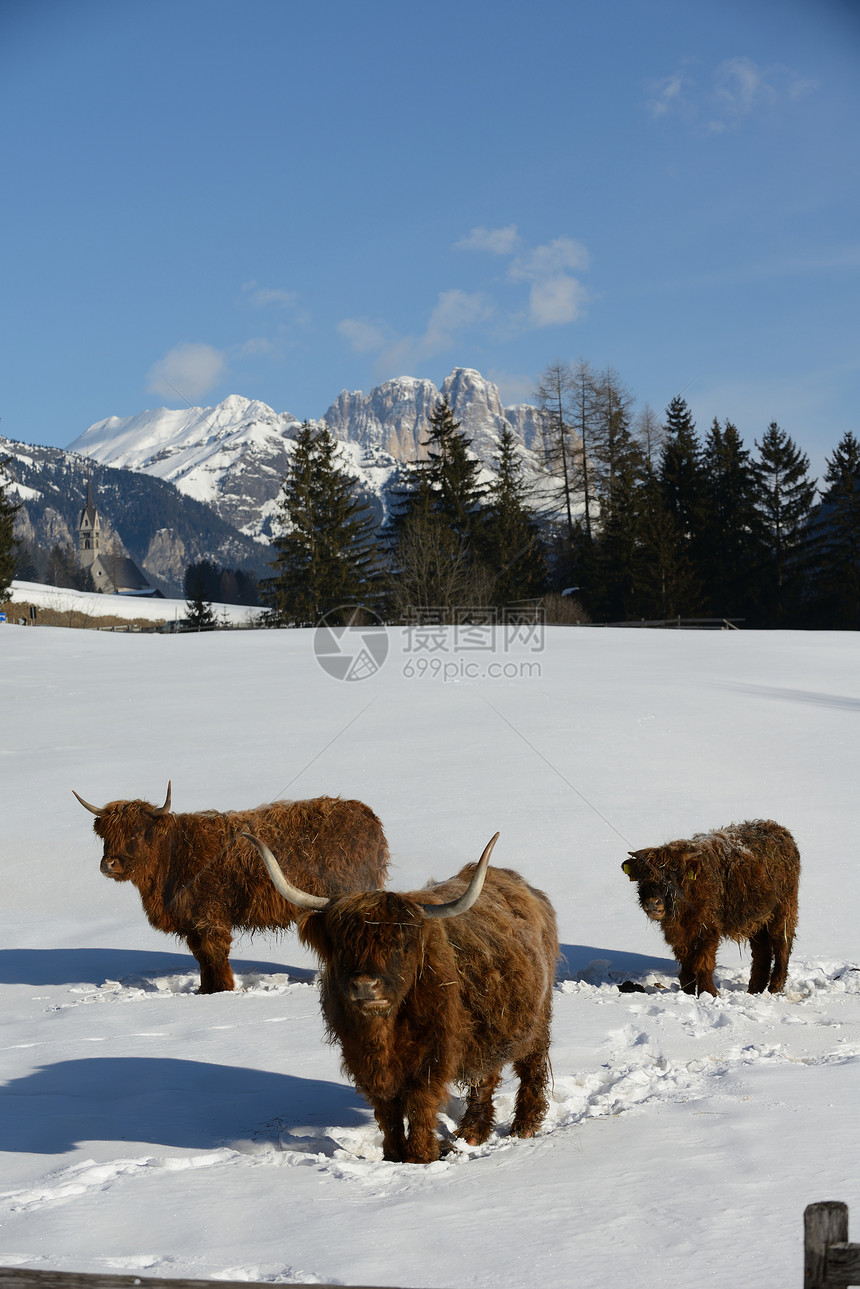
<box><xmin>93</xmin><ymin>801</ymin><xmax>170</xmax><ymax>882</ymax></box>
<box><xmin>623</xmin><ymin>844</ymin><xmax>697</xmax><ymax>923</ymax></box>
<box><xmin>300</xmin><ymin>892</ymin><xmax>425</xmax><ymax>1019</ymax></box>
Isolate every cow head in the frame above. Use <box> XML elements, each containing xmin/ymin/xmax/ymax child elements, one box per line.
<box><xmin>623</xmin><ymin>842</ymin><xmax>697</xmax><ymax>922</ymax></box>
<box><xmin>304</xmin><ymin>889</ymin><xmax>427</xmax><ymax>1016</ymax></box>
<box><xmin>243</xmin><ymin>831</ymin><xmax>498</xmax><ymax>1018</ymax></box>
<box><xmin>73</xmin><ymin>783</ymin><xmax>173</xmax><ymax>881</ymax></box>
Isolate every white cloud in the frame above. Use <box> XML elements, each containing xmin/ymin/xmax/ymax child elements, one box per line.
<box><xmin>423</xmin><ymin>289</ymin><xmax>492</xmax><ymax>349</ymax></box>
<box><xmin>527</xmin><ymin>275</ymin><xmax>588</xmax><ymax>327</ymax></box>
<box><xmin>707</xmin><ymin>57</ymin><xmax>775</xmax><ymax>132</ymax></box>
<box><xmin>647</xmin><ymin>69</ymin><xmax>689</xmax><ymax>119</ymax></box>
<box><xmin>376</xmin><ymin>290</ymin><xmax>492</xmax><ymax>374</ymax></box>
<box><xmin>505</xmin><ymin>236</ymin><xmax>590</xmax><ymax>328</ymax></box>
<box><xmin>241</xmin><ymin>280</ymin><xmax>298</xmax><ymax>309</ymax></box>
<box><xmin>146</xmin><ymin>343</ymin><xmax>226</xmax><ymax>400</ymax></box>
<box><xmin>510</xmin><ymin>236</ymin><xmax>590</xmax><ymax>282</ymax></box>
<box><xmin>455</xmin><ymin>224</ymin><xmax>520</xmax><ymax>255</ymax></box>
<box><xmin>236</xmin><ymin>336</ymin><xmax>275</xmax><ymax>357</ymax></box>
<box><xmin>648</xmin><ymin>57</ymin><xmax>816</xmax><ymax>133</ymax></box>
<box><xmin>356</xmin><ymin>229</ymin><xmax>589</xmax><ymax>377</ymax></box>
<box><xmin>337</xmin><ymin>318</ymin><xmax>388</xmax><ymax>353</ymax></box>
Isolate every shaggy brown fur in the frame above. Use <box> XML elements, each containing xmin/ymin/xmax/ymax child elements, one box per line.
<box><xmin>623</xmin><ymin>819</ymin><xmax>800</xmax><ymax>997</ymax></box>
<box><xmin>86</xmin><ymin>793</ymin><xmax>389</xmax><ymax>993</ymax></box>
<box><xmin>289</xmin><ymin>861</ymin><xmax>558</xmax><ymax>1164</ymax></box>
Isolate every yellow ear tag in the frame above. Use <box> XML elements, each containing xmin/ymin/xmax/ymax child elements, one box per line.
<box><xmin>684</xmin><ymin>870</ymin><xmax>697</xmax><ymax>882</ymax></box>
<box><xmin>622</xmin><ymin>861</ymin><xmax>632</xmax><ymax>875</ymax></box>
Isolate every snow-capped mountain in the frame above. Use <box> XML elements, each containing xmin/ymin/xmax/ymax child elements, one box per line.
<box><xmin>0</xmin><ymin>435</ymin><xmax>270</xmax><ymax>594</ymax></box>
<box><xmin>66</xmin><ymin>369</ymin><xmax>557</xmax><ymax>541</ymax></box>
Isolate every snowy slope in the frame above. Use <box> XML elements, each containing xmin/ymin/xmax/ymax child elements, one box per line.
<box><xmin>5</xmin><ymin>580</ymin><xmax>260</xmax><ymax>626</ymax></box>
<box><xmin>0</xmin><ymin>623</ymin><xmax>858</xmax><ymax>1288</ymax></box>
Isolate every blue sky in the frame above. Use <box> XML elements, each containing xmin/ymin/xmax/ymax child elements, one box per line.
<box><xmin>2</xmin><ymin>0</ymin><xmax>858</xmax><ymax>480</ymax></box>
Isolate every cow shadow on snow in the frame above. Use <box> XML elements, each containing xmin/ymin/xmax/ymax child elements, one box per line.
<box><xmin>0</xmin><ymin>1057</ymin><xmax>369</xmax><ymax>1154</ymax></box>
<box><xmin>558</xmin><ymin>943</ymin><xmax>678</xmax><ymax>983</ymax></box>
<box><xmin>0</xmin><ymin>945</ymin><xmax>680</xmax><ymax>990</ymax></box>
<box><xmin>0</xmin><ymin>947</ymin><xmax>317</xmax><ymax>988</ymax></box>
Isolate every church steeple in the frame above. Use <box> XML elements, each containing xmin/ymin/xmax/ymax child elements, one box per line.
<box><xmin>78</xmin><ymin>466</ymin><xmax>101</xmax><ymax>568</ymax></box>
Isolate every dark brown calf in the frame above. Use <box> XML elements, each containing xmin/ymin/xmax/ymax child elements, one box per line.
<box><xmin>74</xmin><ymin>784</ymin><xmax>389</xmax><ymax>993</ymax></box>
<box><xmin>623</xmin><ymin>819</ymin><xmax>800</xmax><ymax>997</ymax></box>
<box><xmin>247</xmin><ymin>832</ymin><xmax>559</xmax><ymax>1163</ymax></box>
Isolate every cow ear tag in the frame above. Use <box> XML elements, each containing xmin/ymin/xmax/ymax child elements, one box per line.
<box><xmin>622</xmin><ymin>860</ymin><xmax>635</xmax><ymax>879</ymax></box>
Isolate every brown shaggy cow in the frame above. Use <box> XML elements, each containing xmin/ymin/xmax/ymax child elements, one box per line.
<box><xmin>73</xmin><ymin>784</ymin><xmax>389</xmax><ymax>994</ymax></box>
<box><xmin>622</xmin><ymin>819</ymin><xmax>800</xmax><ymax>997</ymax></box>
<box><xmin>246</xmin><ymin>831</ymin><xmax>558</xmax><ymax>1164</ymax></box>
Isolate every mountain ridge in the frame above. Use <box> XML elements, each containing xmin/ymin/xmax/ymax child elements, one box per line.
<box><xmin>65</xmin><ymin>368</ymin><xmax>560</xmax><ymax>540</ymax></box>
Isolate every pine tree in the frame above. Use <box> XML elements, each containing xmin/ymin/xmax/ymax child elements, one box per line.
<box><xmin>481</xmin><ymin>425</ymin><xmax>547</xmax><ymax>606</ymax></box>
<box><xmin>661</xmin><ymin>397</ymin><xmax>706</xmax><ymax>539</ymax></box>
<box><xmin>262</xmin><ymin>422</ymin><xmax>381</xmax><ymax>626</ymax></box>
<box><xmin>753</xmin><ymin>422</ymin><xmax>816</xmax><ymax>625</ymax></box>
<box><xmin>0</xmin><ymin>458</ymin><xmax>20</xmax><ymax>604</ymax></box>
<box><xmin>403</xmin><ymin>398</ymin><xmax>486</xmax><ymax>538</ymax></box>
<box><xmin>587</xmin><ymin>447</ymin><xmax>643</xmax><ymax>621</ymax></box>
<box><xmin>659</xmin><ymin>396</ymin><xmax>707</xmax><ymax>613</ymax></box>
<box><xmin>700</xmin><ymin>419</ymin><xmax>761</xmax><ymax>620</ymax></box>
<box><xmin>184</xmin><ymin>560</ymin><xmax>218</xmax><ymax>630</ymax></box>
<box><xmin>633</xmin><ymin>471</ymin><xmax>700</xmax><ymax>619</ymax></box>
<box><xmin>809</xmin><ymin>431</ymin><xmax>860</xmax><ymax>628</ymax></box>
<box><xmin>387</xmin><ymin>399</ymin><xmax>492</xmax><ymax>614</ymax></box>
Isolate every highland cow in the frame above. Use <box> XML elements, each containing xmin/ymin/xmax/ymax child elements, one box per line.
<box><xmin>246</xmin><ymin>831</ymin><xmax>558</xmax><ymax>1164</ymax></box>
<box><xmin>73</xmin><ymin>783</ymin><xmax>389</xmax><ymax>993</ymax></box>
<box><xmin>622</xmin><ymin>819</ymin><xmax>800</xmax><ymax>997</ymax></box>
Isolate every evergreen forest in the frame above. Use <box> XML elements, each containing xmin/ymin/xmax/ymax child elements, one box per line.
<box><xmin>259</xmin><ymin>366</ymin><xmax>860</xmax><ymax>631</ymax></box>
<box><xmin>3</xmin><ymin>362</ymin><xmax>859</xmax><ymax>631</ymax></box>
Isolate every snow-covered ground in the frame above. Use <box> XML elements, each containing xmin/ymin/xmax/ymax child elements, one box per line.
<box><xmin>0</xmin><ymin>620</ymin><xmax>858</xmax><ymax>1288</ymax></box>
<box><xmin>5</xmin><ymin>581</ymin><xmax>260</xmax><ymax>626</ymax></box>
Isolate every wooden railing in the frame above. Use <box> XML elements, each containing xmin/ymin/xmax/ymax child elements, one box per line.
<box><xmin>584</xmin><ymin>616</ymin><xmax>744</xmax><ymax>629</ymax></box>
<box><xmin>0</xmin><ymin>1275</ymin><xmax>397</xmax><ymax>1289</ymax></box>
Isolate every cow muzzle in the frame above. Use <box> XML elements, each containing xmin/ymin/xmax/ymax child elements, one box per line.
<box><xmin>100</xmin><ymin>856</ymin><xmax>125</xmax><ymax>879</ymax></box>
<box><xmin>641</xmin><ymin>895</ymin><xmax>666</xmax><ymax>921</ymax></box>
<box><xmin>347</xmin><ymin>975</ymin><xmax>391</xmax><ymax>1014</ymax></box>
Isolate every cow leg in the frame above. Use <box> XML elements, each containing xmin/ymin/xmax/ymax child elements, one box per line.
<box><xmin>679</xmin><ymin>930</ymin><xmax>720</xmax><ymax>998</ymax></box>
<box><xmin>511</xmin><ymin>1050</ymin><xmax>550</xmax><ymax>1139</ymax></box>
<box><xmin>511</xmin><ymin>995</ymin><xmax>552</xmax><ymax>1138</ymax></box>
<box><xmin>748</xmin><ymin>927</ymin><xmax>773</xmax><ymax>994</ymax></box>
<box><xmin>374</xmin><ymin>1098</ymin><xmax>407</xmax><ymax>1162</ymax></box>
<box><xmin>456</xmin><ymin>1071</ymin><xmax>501</xmax><ymax>1146</ymax></box>
<box><xmin>677</xmin><ymin>960</ymin><xmax>697</xmax><ymax>994</ymax></box>
<box><xmin>186</xmin><ymin>928</ymin><xmax>235</xmax><ymax>994</ymax></box>
<box><xmin>767</xmin><ymin>907</ymin><xmax>796</xmax><ymax>994</ymax></box>
<box><xmin>401</xmin><ymin>1083</ymin><xmax>447</xmax><ymax>1164</ymax></box>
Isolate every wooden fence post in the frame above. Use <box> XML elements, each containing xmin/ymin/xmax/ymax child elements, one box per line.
<box><xmin>805</xmin><ymin>1202</ymin><xmax>849</xmax><ymax>1288</ymax></box>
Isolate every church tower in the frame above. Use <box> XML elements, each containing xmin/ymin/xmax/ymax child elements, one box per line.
<box><xmin>78</xmin><ymin>469</ymin><xmax>101</xmax><ymax>570</ymax></box>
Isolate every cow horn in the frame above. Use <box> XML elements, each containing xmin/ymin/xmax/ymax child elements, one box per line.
<box><xmin>418</xmin><ymin>832</ymin><xmax>499</xmax><ymax>920</ymax></box>
<box><xmin>152</xmin><ymin>782</ymin><xmax>172</xmax><ymax>815</ymax></box>
<box><xmin>72</xmin><ymin>790</ymin><xmax>106</xmax><ymax>816</ymax></box>
<box><xmin>242</xmin><ymin>833</ymin><xmax>331</xmax><ymax>910</ymax></box>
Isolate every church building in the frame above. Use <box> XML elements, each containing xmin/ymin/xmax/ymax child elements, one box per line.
<box><xmin>78</xmin><ymin>473</ymin><xmax>156</xmax><ymax>595</ymax></box>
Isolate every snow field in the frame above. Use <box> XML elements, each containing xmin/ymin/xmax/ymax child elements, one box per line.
<box><xmin>0</xmin><ymin>622</ymin><xmax>859</xmax><ymax>1287</ymax></box>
